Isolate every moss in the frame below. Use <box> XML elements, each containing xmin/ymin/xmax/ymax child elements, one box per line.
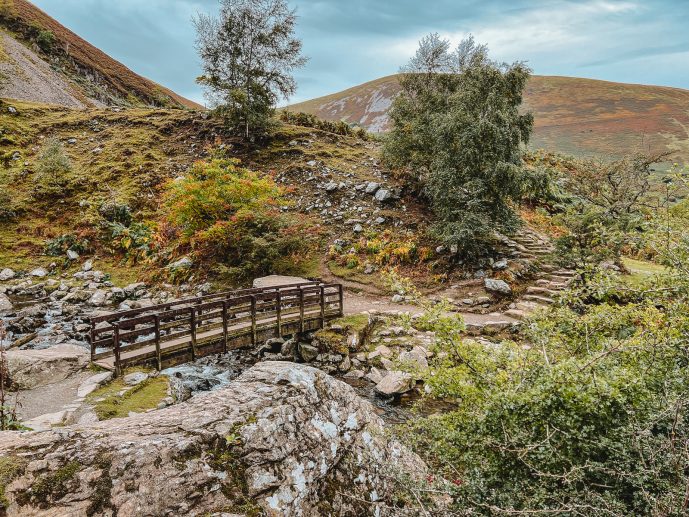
<box><xmin>87</xmin><ymin>370</ymin><xmax>168</xmax><ymax>420</ymax></box>
<box><xmin>85</xmin><ymin>454</ymin><xmax>113</xmax><ymax>516</ymax></box>
<box><xmin>0</xmin><ymin>456</ymin><xmax>25</xmax><ymax>512</ymax></box>
<box><xmin>17</xmin><ymin>460</ymin><xmax>80</xmax><ymax>508</ymax></box>
<box><xmin>207</xmin><ymin>433</ymin><xmax>262</xmax><ymax>517</ymax></box>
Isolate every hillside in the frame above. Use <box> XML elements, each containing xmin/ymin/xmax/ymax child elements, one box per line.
<box><xmin>290</xmin><ymin>75</ymin><xmax>689</xmax><ymax>163</ymax></box>
<box><xmin>0</xmin><ymin>0</ymin><xmax>201</xmax><ymax>109</ymax></box>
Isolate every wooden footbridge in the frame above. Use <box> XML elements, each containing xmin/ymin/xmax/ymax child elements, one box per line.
<box><xmin>89</xmin><ymin>281</ymin><xmax>344</xmax><ymax>376</ymax></box>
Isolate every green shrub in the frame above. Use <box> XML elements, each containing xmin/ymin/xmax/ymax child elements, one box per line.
<box><xmin>44</xmin><ymin>233</ymin><xmax>90</xmax><ymax>257</ymax></box>
<box><xmin>161</xmin><ymin>157</ymin><xmax>318</xmax><ymax>281</ymax></box>
<box><xmin>33</xmin><ymin>138</ymin><xmax>72</xmax><ymax>199</ymax></box>
<box><xmin>403</xmin><ymin>267</ymin><xmax>689</xmax><ymax>515</ymax></box>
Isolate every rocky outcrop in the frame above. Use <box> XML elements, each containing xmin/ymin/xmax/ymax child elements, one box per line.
<box><xmin>0</xmin><ymin>362</ymin><xmax>427</xmax><ymax>516</ymax></box>
<box><xmin>6</xmin><ymin>344</ymin><xmax>90</xmax><ymax>390</ymax></box>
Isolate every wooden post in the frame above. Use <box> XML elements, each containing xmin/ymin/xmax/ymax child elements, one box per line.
<box><xmin>250</xmin><ymin>295</ymin><xmax>257</xmax><ymax>345</ymax></box>
<box><xmin>320</xmin><ymin>285</ymin><xmax>326</xmax><ymax>328</ymax></box>
<box><xmin>190</xmin><ymin>307</ymin><xmax>197</xmax><ymax>360</ymax></box>
<box><xmin>338</xmin><ymin>284</ymin><xmax>344</xmax><ymax>316</ymax></box>
<box><xmin>113</xmin><ymin>324</ymin><xmax>121</xmax><ymax>378</ymax></box>
<box><xmin>154</xmin><ymin>315</ymin><xmax>162</xmax><ymax>371</ymax></box>
<box><xmin>299</xmin><ymin>288</ymin><xmax>305</xmax><ymax>333</ymax></box>
<box><xmin>89</xmin><ymin>324</ymin><xmax>96</xmax><ymax>362</ymax></box>
<box><xmin>276</xmin><ymin>292</ymin><xmax>282</xmax><ymax>337</ymax></box>
<box><xmin>222</xmin><ymin>301</ymin><xmax>229</xmax><ymax>354</ymax></box>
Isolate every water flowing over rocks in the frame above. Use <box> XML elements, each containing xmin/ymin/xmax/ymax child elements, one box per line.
<box><xmin>0</xmin><ymin>362</ymin><xmax>427</xmax><ymax>516</ymax></box>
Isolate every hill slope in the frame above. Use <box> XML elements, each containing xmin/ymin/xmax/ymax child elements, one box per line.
<box><xmin>0</xmin><ymin>0</ymin><xmax>201</xmax><ymax>109</ymax></box>
<box><xmin>290</xmin><ymin>75</ymin><xmax>689</xmax><ymax>162</ymax></box>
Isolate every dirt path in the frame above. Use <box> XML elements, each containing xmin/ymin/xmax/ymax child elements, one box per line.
<box><xmin>342</xmin><ymin>291</ymin><xmax>516</xmax><ymax>324</ymax></box>
<box><xmin>15</xmin><ymin>370</ymin><xmax>93</xmax><ymax>420</ymax></box>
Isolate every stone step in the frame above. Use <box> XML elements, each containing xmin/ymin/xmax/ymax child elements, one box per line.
<box><xmin>552</xmin><ymin>270</ymin><xmax>577</xmax><ymax>277</ymax></box>
<box><xmin>548</xmin><ymin>275</ymin><xmax>573</xmax><ymax>284</ymax></box>
<box><xmin>516</xmin><ymin>300</ymin><xmax>545</xmax><ymax>312</ymax></box>
<box><xmin>504</xmin><ymin>309</ymin><xmax>528</xmax><ymax>320</ymax></box>
<box><xmin>522</xmin><ymin>294</ymin><xmax>555</xmax><ymax>305</ymax></box>
<box><xmin>526</xmin><ymin>286</ymin><xmax>559</xmax><ymax>296</ymax></box>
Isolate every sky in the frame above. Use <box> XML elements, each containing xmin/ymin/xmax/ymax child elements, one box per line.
<box><xmin>31</xmin><ymin>0</ymin><xmax>689</xmax><ymax>106</ymax></box>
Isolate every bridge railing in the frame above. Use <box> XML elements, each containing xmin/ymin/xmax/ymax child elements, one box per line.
<box><xmin>89</xmin><ymin>282</ymin><xmax>343</xmax><ymax>375</ymax></box>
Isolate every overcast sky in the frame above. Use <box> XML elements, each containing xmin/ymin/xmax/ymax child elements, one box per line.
<box><xmin>32</xmin><ymin>0</ymin><xmax>689</xmax><ymax>105</ymax></box>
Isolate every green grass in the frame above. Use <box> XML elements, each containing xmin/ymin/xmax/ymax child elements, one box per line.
<box><xmin>622</xmin><ymin>257</ymin><xmax>669</xmax><ymax>286</ymax></box>
<box><xmin>87</xmin><ymin>370</ymin><xmax>169</xmax><ymax>420</ymax></box>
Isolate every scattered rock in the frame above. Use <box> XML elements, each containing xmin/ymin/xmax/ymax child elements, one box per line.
<box><xmin>375</xmin><ymin>371</ymin><xmax>414</xmax><ymax>396</ymax></box>
<box><xmin>493</xmin><ymin>259</ymin><xmax>509</xmax><ymax>270</ymax></box>
<box><xmin>29</xmin><ymin>267</ymin><xmax>48</xmax><ymax>278</ymax></box>
<box><xmin>391</xmin><ymin>294</ymin><xmax>404</xmax><ymax>303</ymax></box>
<box><xmin>0</xmin><ymin>292</ymin><xmax>13</xmax><ymax>313</ymax></box>
<box><xmin>298</xmin><ymin>342</ymin><xmax>319</xmax><ymax>362</ymax></box>
<box><xmin>66</xmin><ymin>249</ymin><xmax>80</xmax><ymax>260</ymax></box>
<box><xmin>484</xmin><ymin>278</ymin><xmax>512</xmax><ymax>295</ymax></box>
<box><xmin>82</xmin><ymin>260</ymin><xmax>93</xmax><ymax>272</ymax></box>
<box><xmin>353</xmin><ymin>223</ymin><xmax>363</xmax><ymax>233</ymax></box>
<box><xmin>374</xmin><ymin>189</ymin><xmax>393</xmax><ymax>202</ymax></box>
<box><xmin>168</xmin><ymin>256</ymin><xmax>193</xmax><ymax>270</ymax></box>
<box><xmin>0</xmin><ymin>268</ymin><xmax>15</xmax><ymax>281</ymax></box>
<box><xmin>364</xmin><ymin>181</ymin><xmax>380</xmax><ymax>194</ymax></box>
<box><xmin>124</xmin><ymin>371</ymin><xmax>149</xmax><ymax>386</ymax></box>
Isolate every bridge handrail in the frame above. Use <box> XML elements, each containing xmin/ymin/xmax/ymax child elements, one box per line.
<box><xmin>89</xmin><ymin>282</ymin><xmax>344</xmax><ymax>370</ymax></box>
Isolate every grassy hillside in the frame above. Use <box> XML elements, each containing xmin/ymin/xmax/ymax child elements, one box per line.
<box><xmin>0</xmin><ymin>0</ymin><xmax>201</xmax><ymax>109</ymax></box>
<box><xmin>0</xmin><ymin>100</ymin><xmax>435</xmax><ymax>287</ymax></box>
<box><xmin>290</xmin><ymin>75</ymin><xmax>689</xmax><ymax>164</ymax></box>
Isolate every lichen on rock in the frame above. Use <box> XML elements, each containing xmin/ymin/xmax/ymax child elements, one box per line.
<box><xmin>0</xmin><ymin>362</ymin><xmax>426</xmax><ymax>516</ymax></box>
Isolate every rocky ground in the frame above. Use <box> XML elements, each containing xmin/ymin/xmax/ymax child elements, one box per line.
<box><xmin>0</xmin><ymin>228</ymin><xmax>576</xmax><ymax>515</ymax></box>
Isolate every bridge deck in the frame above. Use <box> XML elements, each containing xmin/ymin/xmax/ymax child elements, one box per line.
<box><xmin>89</xmin><ymin>282</ymin><xmax>343</xmax><ymax>375</ymax></box>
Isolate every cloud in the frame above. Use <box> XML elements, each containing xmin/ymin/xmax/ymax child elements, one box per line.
<box><xmin>31</xmin><ymin>0</ymin><xmax>689</xmax><ymax>105</ymax></box>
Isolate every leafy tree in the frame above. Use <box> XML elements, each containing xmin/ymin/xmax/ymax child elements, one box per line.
<box><xmin>33</xmin><ymin>137</ymin><xmax>72</xmax><ymax>198</ymax></box>
<box><xmin>194</xmin><ymin>0</ymin><xmax>307</xmax><ymax>137</ymax></box>
<box><xmin>383</xmin><ymin>34</ymin><xmax>536</xmax><ymax>258</ymax></box>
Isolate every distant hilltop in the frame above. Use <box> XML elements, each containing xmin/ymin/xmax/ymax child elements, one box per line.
<box><xmin>290</xmin><ymin>74</ymin><xmax>689</xmax><ymax>162</ymax></box>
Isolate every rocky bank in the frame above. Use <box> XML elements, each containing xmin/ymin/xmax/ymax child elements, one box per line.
<box><xmin>0</xmin><ymin>362</ymin><xmax>428</xmax><ymax>516</ymax></box>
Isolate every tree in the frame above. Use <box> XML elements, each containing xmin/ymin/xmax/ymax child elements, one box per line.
<box><xmin>33</xmin><ymin>137</ymin><xmax>72</xmax><ymax>198</ymax></box>
<box><xmin>383</xmin><ymin>34</ymin><xmax>536</xmax><ymax>258</ymax></box>
<box><xmin>194</xmin><ymin>0</ymin><xmax>307</xmax><ymax>137</ymax></box>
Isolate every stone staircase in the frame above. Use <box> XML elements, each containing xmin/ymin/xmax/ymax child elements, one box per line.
<box><xmin>463</xmin><ymin>229</ymin><xmax>578</xmax><ymax>334</ymax></box>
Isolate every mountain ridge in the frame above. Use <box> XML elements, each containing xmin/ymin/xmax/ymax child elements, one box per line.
<box><xmin>0</xmin><ymin>0</ymin><xmax>201</xmax><ymax>109</ymax></box>
<box><xmin>290</xmin><ymin>74</ymin><xmax>689</xmax><ymax>163</ymax></box>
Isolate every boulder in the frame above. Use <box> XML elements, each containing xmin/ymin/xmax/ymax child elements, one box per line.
<box><xmin>29</xmin><ymin>267</ymin><xmax>48</xmax><ymax>278</ymax></box>
<box><xmin>298</xmin><ymin>342</ymin><xmax>319</xmax><ymax>362</ymax></box>
<box><xmin>0</xmin><ymin>362</ymin><xmax>427</xmax><ymax>516</ymax></box>
<box><xmin>88</xmin><ymin>289</ymin><xmax>108</xmax><ymax>307</ymax></box>
<box><xmin>0</xmin><ymin>292</ymin><xmax>13</xmax><ymax>314</ymax></box>
<box><xmin>252</xmin><ymin>275</ymin><xmax>310</xmax><ymax>289</ymax></box>
<box><xmin>6</xmin><ymin>344</ymin><xmax>89</xmax><ymax>390</ymax></box>
<box><xmin>398</xmin><ymin>347</ymin><xmax>429</xmax><ymax>370</ymax></box>
<box><xmin>484</xmin><ymin>278</ymin><xmax>512</xmax><ymax>295</ymax></box>
<box><xmin>0</xmin><ymin>268</ymin><xmax>15</xmax><ymax>281</ymax></box>
<box><xmin>375</xmin><ymin>371</ymin><xmax>415</xmax><ymax>396</ymax></box>
<box><xmin>168</xmin><ymin>256</ymin><xmax>193</xmax><ymax>270</ymax></box>
<box><xmin>364</xmin><ymin>181</ymin><xmax>380</xmax><ymax>194</ymax></box>
<box><xmin>123</xmin><ymin>371</ymin><xmax>149</xmax><ymax>386</ymax></box>
<box><xmin>374</xmin><ymin>189</ymin><xmax>393</xmax><ymax>202</ymax></box>
<box><xmin>66</xmin><ymin>250</ymin><xmax>80</xmax><ymax>261</ymax></box>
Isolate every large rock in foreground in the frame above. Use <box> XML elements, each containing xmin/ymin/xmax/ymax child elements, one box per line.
<box><xmin>0</xmin><ymin>362</ymin><xmax>426</xmax><ymax>516</ymax></box>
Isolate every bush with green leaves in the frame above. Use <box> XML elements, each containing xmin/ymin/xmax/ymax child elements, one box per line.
<box><xmin>32</xmin><ymin>137</ymin><xmax>72</xmax><ymax>199</ymax></box>
<box><xmin>161</xmin><ymin>157</ymin><xmax>318</xmax><ymax>281</ymax></box>
<box><xmin>44</xmin><ymin>234</ymin><xmax>90</xmax><ymax>257</ymax></box>
<box><xmin>401</xmin><ymin>260</ymin><xmax>689</xmax><ymax>515</ymax></box>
